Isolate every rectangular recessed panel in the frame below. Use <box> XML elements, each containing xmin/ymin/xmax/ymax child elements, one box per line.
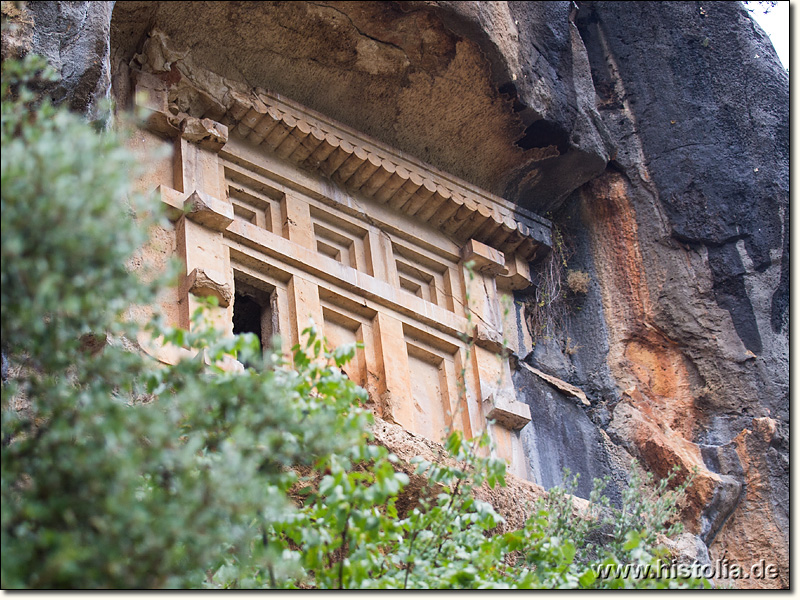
<box><xmin>397</xmin><ymin>259</ymin><xmax>434</xmax><ymax>303</ymax></box>
<box><xmin>398</xmin><ymin>274</ymin><xmax>423</xmax><ymax>298</ymax></box>
<box><xmin>232</xmin><ymin>200</ymin><xmax>258</xmax><ymax>225</ymax></box>
<box><xmin>310</xmin><ymin>205</ymin><xmax>368</xmax><ymax>273</ymax></box>
<box><xmin>392</xmin><ymin>241</ymin><xmax>454</xmax><ymax>310</ymax></box>
<box><xmin>225</xmin><ymin>163</ymin><xmax>283</xmax><ymax>232</ymax></box>
<box><xmin>322</xmin><ymin>306</ymin><xmax>366</xmax><ymax>387</ymax></box>
<box><xmin>316</xmin><ymin>238</ymin><xmax>343</xmax><ymax>263</ymax></box>
<box><xmin>314</xmin><ymin>223</ymin><xmax>355</xmax><ymax>268</ymax></box>
<box><xmin>229</xmin><ymin>189</ymin><xmax>272</xmax><ymax>230</ymax></box>
<box><xmin>406</xmin><ymin>342</ymin><xmax>450</xmax><ymax>444</ymax></box>
<box><xmin>224</xmin><ymin>162</ymin><xmax>285</xmax><ymax>200</ymax></box>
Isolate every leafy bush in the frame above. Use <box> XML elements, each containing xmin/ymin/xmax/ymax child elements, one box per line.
<box><xmin>1</xmin><ymin>53</ymin><xmax>372</xmax><ymax>588</ymax></box>
<box><xmin>1</xmin><ymin>53</ymin><xmax>707</xmax><ymax>589</ymax></box>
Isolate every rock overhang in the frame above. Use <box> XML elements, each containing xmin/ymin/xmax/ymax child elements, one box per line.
<box><xmin>110</xmin><ymin>0</ymin><xmax>612</xmax><ymax>214</ymax></box>
<box><xmin>128</xmin><ymin>26</ymin><xmax>553</xmax><ymax>261</ymax></box>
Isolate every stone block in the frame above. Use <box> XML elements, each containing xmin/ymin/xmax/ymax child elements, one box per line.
<box><xmin>156</xmin><ymin>185</ymin><xmax>185</xmax><ymax>221</ymax></box>
<box><xmin>182</xmin><ymin>267</ymin><xmax>232</xmax><ymax>307</ymax></box>
<box><xmin>180</xmin><ymin>116</ymin><xmax>229</xmax><ymax>151</ymax></box>
<box><xmin>484</xmin><ymin>392</ymin><xmax>531</xmax><ymax>431</ymax></box>
<box><xmin>288</xmin><ymin>275</ymin><xmax>324</xmax><ymax>349</ymax></box>
<box><xmin>519</xmin><ymin>362</ymin><xmax>590</xmax><ymax>406</ymax></box>
<box><xmin>497</xmin><ymin>253</ymin><xmax>532</xmax><ymax>290</ymax></box>
<box><xmin>461</xmin><ymin>238</ymin><xmax>505</xmax><ymax>275</ymax></box>
<box><xmin>174</xmin><ymin>138</ymin><xmax>225</xmax><ymax>199</ymax></box>
<box><xmin>132</xmin><ymin>70</ymin><xmax>180</xmax><ymax>137</ymax></box>
<box><xmin>473</xmin><ymin>322</ymin><xmax>504</xmax><ymax>354</ymax></box>
<box><xmin>183</xmin><ymin>190</ymin><xmax>234</xmax><ymax>231</ymax></box>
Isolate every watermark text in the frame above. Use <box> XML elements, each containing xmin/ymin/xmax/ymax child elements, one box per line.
<box><xmin>593</xmin><ymin>558</ymin><xmax>780</xmax><ymax>581</ymax></box>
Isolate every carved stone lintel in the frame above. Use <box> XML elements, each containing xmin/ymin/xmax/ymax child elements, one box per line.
<box><xmin>182</xmin><ymin>267</ymin><xmax>232</xmax><ymax>307</ymax></box>
<box><xmin>183</xmin><ymin>190</ymin><xmax>233</xmax><ymax>231</ymax></box>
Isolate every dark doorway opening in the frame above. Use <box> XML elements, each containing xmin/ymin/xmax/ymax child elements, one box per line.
<box><xmin>233</xmin><ymin>291</ymin><xmax>264</xmax><ymax>353</ymax></box>
<box><xmin>232</xmin><ymin>278</ymin><xmax>275</xmax><ymax>367</ymax></box>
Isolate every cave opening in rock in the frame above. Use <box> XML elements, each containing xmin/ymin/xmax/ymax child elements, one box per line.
<box><xmin>516</xmin><ymin>118</ymin><xmax>570</xmax><ymax>154</ymax></box>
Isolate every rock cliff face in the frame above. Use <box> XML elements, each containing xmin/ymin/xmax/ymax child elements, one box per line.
<box><xmin>4</xmin><ymin>0</ymin><xmax>788</xmax><ymax>588</ymax></box>
<box><xmin>569</xmin><ymin>3</ymin><xmax>788</xmax><ymax>588</ymax></box>
<box><xmin>1</xmin><ymin>1</ymin><xmax>114</xmax><ymax>113</ymax></box>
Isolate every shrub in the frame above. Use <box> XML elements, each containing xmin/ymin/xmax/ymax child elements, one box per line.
<box><xmin>566</xmin><ymin>269</ymin><xmax>591</xmax><ymax>295</ymax></box>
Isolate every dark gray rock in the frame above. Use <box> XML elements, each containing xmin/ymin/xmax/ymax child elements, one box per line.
<box><xmin>698</xmin><ymin>443</ymin><xmax>744</xmax><ymax>545</ymax></box>
<box><xmin>575</xmin><ymin>0</ymin><xmax>789</xmax><ymax>446</ymax></box>
<box><xmin>576</xmin><ymin>0</ymin><xmax>788</xmax><ymax>357</ymax></box>
<box><xmin>23</xmin><ymin>1</ymin><xmax>115</xmax><ymax>114</ymax></box>
<box><xmin>571</xmin><ymin>0</ymin><xmax>788</xmax><ymax>579</ymax></box>
<box><xmin>515</xmin><ymin>366</ymin><xmax>629</xmax><ymax>505</ymax></box>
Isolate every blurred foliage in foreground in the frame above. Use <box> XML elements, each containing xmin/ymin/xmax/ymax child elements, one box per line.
<box><xmin>1</xmin><ymin>54</ymin><xmax>708</xmax><ymax>589</ymax></box>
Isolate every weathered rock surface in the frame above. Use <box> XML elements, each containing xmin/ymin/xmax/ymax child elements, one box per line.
<box><xmin>569</xmin><ymin>1</ymin><xmax>788</xmax><ymax>588</ymax></box>
<box><xmin>3</xmin><ymin>1</ymin><xmax>114</xmax><ymax>114</ymax></box>
<box><xmin>107</xmin><ymin>1</ymin><xmax>614</xmax><ymax>211</ymax></box>
<box><xmin>515</xmin><ymin>365</ymin><xmax>630</xmax><ymax>506</ymax></box>
<box><xmin>3</xmin><ymin>0</ymin><xmax>788</xmax><ymax>588</ymax></box>
<box><xmin>665</xmin><ymin>532</ymin><xmax>712</xmax><ymax>568</ymax></box>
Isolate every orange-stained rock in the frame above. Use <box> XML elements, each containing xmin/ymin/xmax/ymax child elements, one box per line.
<box><xmin>707</xmin><ymin>418</ymin><xmax>788</xmax><ymax>589</ymax></box>
<box><xmin>582</xmin><ymin>165</ymin><xmax>787</xmax><ymax>589</ymax></box>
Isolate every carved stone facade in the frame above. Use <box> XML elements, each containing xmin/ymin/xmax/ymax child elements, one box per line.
<box><xmin>3</xmin><ymin>1</ymin><xmax>785</xmax><ymax>586</ymax></box>
<box><xmin>129</xmin><ymin>31</ymin><xmax>551</xmax><ymax>477</ymax></box>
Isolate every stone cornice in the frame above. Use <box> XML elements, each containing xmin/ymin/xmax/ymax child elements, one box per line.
<box><xmin>130</xmin><ymin>30</ymin><xmax>551</xmax><ymax>261</ymax></box>
<box><xmin>220</xmin><ymin>86</ymin><xmax>551</xmax><ymax>261</ymax></box>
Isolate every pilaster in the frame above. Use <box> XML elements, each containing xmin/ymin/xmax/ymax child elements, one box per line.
<box><xmin>461</xmin><ymin>238</ymin><xmax>531</xmax><ymax>466</ymax></box>
<box><xmin>373</xmin><ymin>313</ymin><xmax>413</xmax><ymax>430</ymax></box>
<box><xmin>288</xmin><ymin>274</ymin><xmax>325</xmax><ymax>351</ymax></box>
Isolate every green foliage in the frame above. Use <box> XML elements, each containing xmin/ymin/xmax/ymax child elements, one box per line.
<box><xmin>2</xmin><ymin>54</ymin><xmax>156</xmax><ymax>371</ymax></box>
<box><xmin>2</xmin><ymin>54</ymin><xmax>707</xmax><ymax>589</ymax></box>
<box><xmin>1</xmin><ymin>54</ymin><xmax>370</xmax><ymax>588</ymax></box>
<box><xmin>511</xmin><ymin>467</ymin><xmax>707</xmax><ymax>589</ymax></box>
